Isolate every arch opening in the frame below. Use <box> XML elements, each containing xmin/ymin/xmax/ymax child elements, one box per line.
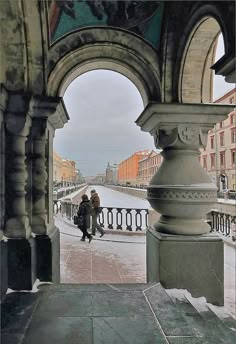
<box><xmin>179</xmin><ymin>17</ymin><xmax>224</xmax><ymax>103</ymax></box>
<box><xmin>54</xmin><ymin>69</ymin><xmax>155</xmax><ymax>284</ymax></box>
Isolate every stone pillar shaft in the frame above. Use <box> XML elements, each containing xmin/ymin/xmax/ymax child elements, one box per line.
<box><xmin>5</xmin><ymin>110</ymin><xmax>32</xmax><ymax>238</ymax></box>
<box><xmin>31</xmin><ymin>118</ymin><xmax>48</xmax><ymax>234</ymax></box>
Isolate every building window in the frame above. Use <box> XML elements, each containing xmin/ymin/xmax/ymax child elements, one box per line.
<box><xmin>229</xmin><ymin>97</ymin><xmax>234</xmax><ymax>104</ymax></box>
<box><xmin>203</xmin><ymin>156</ymin><xmax>207</xmax><ymax>169</ymax></box>
<box><xmin>210</xmin><ymin>136</ymin><xmax>214</xmax><ymax>149</ymax></box>
<box><xmin>232</xmin><ymin>151</ymin><xmax>236</xmax><ymax>165</ymax></box>
<box><xmin>231</xmin><ymin>113</ymin><xmax>236</xmax><ymax>124</ymax></box>
<box><xmin>219</xmin><ymin>132</ymin><xmax>224</xmax><ymax>146</ymax></box>
<box><xmin>232</xmin><ymin>129</ymin><xmax>236</xmax><ymax>143</ymax></box>
<box><xmin>210</xmin><ymin>154</ymin><xmax>215</xmax><ymax>170</ymax></box>
<box><xmin>220</xmin><ymin>152</ymin><xmax>225</xmax><ymax>167</ymax></box>
<box><xmin>219</xmin><ymin>122</ymin><xmax>223</xmax><ymax>129</ymax></box>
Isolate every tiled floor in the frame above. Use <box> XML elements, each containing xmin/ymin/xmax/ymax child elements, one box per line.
<box><xmin>2</xmin><ymin>283</ymin><xmax>236</xmax><ymax>344</ymax></box>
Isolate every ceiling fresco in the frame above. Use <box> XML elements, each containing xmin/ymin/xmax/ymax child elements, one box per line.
<box><xmin>48</xmin><ymin>0</ymin><xmax>164</xmax><ymax>48</ymax></box>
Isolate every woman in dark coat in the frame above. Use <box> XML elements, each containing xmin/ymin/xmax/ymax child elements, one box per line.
<box><xmin>77</xmin><ymin>194</ymin><xmax>93</xmax><ymax>242</ymax></box>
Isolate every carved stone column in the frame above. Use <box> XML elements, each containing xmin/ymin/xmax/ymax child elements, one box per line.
<box><xmin>29</xmin><ymin>96</ymin><xmax>68</xmax><ymax>283</ymax></box>
<box><xmin>136</xmin><ymin>103</ymin><xmax>234</xmax><ymax>235</ymax></box>
<box><xmin>5</xmin><ymin>96</ymin><xmax>32</xmax><ymax>238</ymax></box>
<box><xmin>4</xmin><ymin>91</ymin><xmax>36</xmax><ymax>290</ymax></box>
<box><xmin>136</xmin><ymin>102</ymin><xmax>234</xmax><ymax>305</ymax></box>
<box><xmin>31</xmin><ymin>118</ymin><xmax>48</xmax><ymax>234</ymax></box>
<box><xmin>0</xmin><ymin>85</ymin><xmax>8</xmax><ymax>298</ymax></box>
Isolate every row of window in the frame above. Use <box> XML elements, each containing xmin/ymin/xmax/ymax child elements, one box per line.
<box><xmin>209</xmin><ymin>129</ymin><xmax>236</xmax><ymax>149</ymax></box>
<box><xmin>138</xmin><ymin>166</ymin><xmax>159</xmax><ymax>177</ymax></box>
<box><xmin>215</xmin><ymin>113</ymin><xmax>236</xmax><ymax>129</ymax></box>
<box><xmin>202</xmin><ymin>150</ymin><xmax>236</xmax><ymax>170</ymax></box>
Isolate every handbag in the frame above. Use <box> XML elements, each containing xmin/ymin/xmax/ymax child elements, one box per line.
<box><xmin>73</xmin><ymin>215</ymin><xmax>78</xmax><ymax>225</ymax></box>
<box><xmin>78</xmin><ymin>216</ymin><xmax>84</xmax><ymax>227</ymax></box>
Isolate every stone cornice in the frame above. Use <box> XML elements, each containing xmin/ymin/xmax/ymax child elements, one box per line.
<box><xmin>48</xmin><ymin>99</ymin><xmax>69</xmax><ymax>130</ymax></box>
<box><xmin>211</xmin><ymin>54</ymin><xmax>236</xmax><ymax>84</ymax></box>
<box><xmin>29</xmin><ymin>95</ymin><xmax>61</xmax><ymax>118</ymax></box>
<box><xmin>136</xmin><ymin>103</ymin><xmax>235</xmax><ymax>133</ymax></box>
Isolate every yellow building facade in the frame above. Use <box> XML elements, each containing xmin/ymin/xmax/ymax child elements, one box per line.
<box><xmin>53</xmin><ymin>152</ymin><xmax>77</xmax><ymax>186</ymax></box>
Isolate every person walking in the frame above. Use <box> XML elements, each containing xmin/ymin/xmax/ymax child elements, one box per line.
<box><xmin>77</xmin><ymin>194</ymin><xmax>93</xmax><ymax>243</ymax></box>
<box><xmin>90</xmin><ymin>189</ymin><xmax>105</xmax><ymax>237</ymax></box>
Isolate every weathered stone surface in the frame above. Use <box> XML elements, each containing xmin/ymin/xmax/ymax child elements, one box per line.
<box><xmin>35</xmin><ymin>226</ymin><xmax>60</xmax><ymax>283</ymax></box>
<box><xmin>146</xmin><ymin>228</ymin><xmax>224</xmax><ymax>305</ymax></box>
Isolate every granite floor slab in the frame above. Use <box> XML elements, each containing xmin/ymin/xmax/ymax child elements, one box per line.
<box><xmin>2</xmin><ymin>283</ymin><xmax>236</xmax><ymax>344</ymax></box>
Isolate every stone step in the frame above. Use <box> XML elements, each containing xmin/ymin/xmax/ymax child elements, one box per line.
<box><xmin>166</xmin><ymin>288</ymin><xmax>236</xmax><ymax>343</ymax></box>
<box><xmin>2</xmin><ymin>282</ymin><xmax>236</xmax><ymax>344</ymax></box>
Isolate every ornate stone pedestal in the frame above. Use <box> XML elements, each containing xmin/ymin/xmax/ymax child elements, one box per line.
<box><xmin>8</xmin><ymin>237</ymin><xmax>36</xmax><ymax>290</ymax></box>
<box><xmin>136</xmin><ymin>102</ymin><xmax>233</xmax><ymax>304</ymax></box>
<box><xmin>147</xmin><ymin>228</ymin><xmax>224</xmax><ymax>305</ymax></box>
<box><xmin>35</xmin><ymin>227</ymin><xmax>60</xmax><ymax>283</ymax></box>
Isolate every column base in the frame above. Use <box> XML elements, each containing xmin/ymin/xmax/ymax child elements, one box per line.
<box><xmin>1</xmin><ymin>240</ymin><xmax>8</xmax><ymax>300</ymax></box>
<box><xmin>35</xmin><ymin>226</ymin><xmax>60</xmax><ymax>283</ymax></box>
<box><xmin>154</xmin><ymin>215</ymin><xmax>210</xmax><ymax>235</ymax></box>
<box><xmin>8</xmin><ymin>237</ymin><xmax>36</xmax><ymax>290</ymax></box>
<box><xmin>147</xmin><ymin>228</ymin><xmax>224</xmax><ymax>305</ymax></box>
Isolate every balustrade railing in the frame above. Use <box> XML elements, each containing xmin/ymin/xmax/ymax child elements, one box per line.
<box><xmin>208</xmin><ymin>210</ymin><xmax>236</xmax><ymax>242</ymax></box>
<box><xmin>54</xmin><ymin>201</ymin><xmax>235</xmax><ymax>240</ymax></box>
<box><xmin>56</xmin><ymin>201</ymin><xmax>149</xmax><ymax>231</ymax></box>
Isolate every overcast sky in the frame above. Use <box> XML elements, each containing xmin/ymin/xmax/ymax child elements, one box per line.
<box><xmin>54</xmin><ymin>34</ymin><xmax>233</xmax><ymax>177</ymax></box>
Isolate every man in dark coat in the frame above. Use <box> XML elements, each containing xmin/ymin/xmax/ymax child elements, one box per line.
<box><xmin>77</xmin><ymin>194</ymin><xmax>93</xmax><ymax>242</ymax></box>
<box><xmin>90</xmin><ymin>189</ymin><xmax>105</xmax><ymax>237</ymax></box>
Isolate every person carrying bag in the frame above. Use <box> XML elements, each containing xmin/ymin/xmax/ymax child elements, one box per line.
<box><xmin>77</xmin><ymin>194</ymin><xmax>93</xmax><ymax>243</ymax></box>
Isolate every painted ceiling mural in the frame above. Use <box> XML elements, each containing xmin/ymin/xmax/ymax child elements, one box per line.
<box><xmin>48</xmin><ymin>0</ymin><xmax>164</xmax><ymax>48</ymax></box>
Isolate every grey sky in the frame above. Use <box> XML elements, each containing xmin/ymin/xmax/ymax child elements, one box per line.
<box><xmin>54</xmin><ymin>70</ymin><xmax>154</xmax><ymax>176</ymax></box>
<box><xmin>54</xmin><ymin>34</ymin><xmax>233</xmax><ymax>177</ymax></box>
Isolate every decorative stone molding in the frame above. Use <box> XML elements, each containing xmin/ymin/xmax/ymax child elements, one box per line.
<box><xmin>147</xmin><ymin>189</ymin><xmax>216</xmax><ymax>202</ymax></box>
<box><xmin>136</xmin><ymin>102</ymin><xmax>235</xmax><ymax>235</ymax></box>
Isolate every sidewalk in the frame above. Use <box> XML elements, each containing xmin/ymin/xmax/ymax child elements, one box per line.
<box><xmin>55</xmin><ymin>214</ymin><xmax>236</xmax><ymax>319</ymax></box>
<box><xmin>55</xmin><ymin>215</ymin><xmax>146</xmax><ymax>284</ymax></box>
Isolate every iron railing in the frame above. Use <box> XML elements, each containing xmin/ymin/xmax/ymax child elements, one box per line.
<box><xmin>208</xmin><ymin>210</ymin><xmax>236</xmax><ymax>241</ymax></box>
<box><xmin>56</xmin><ymin>201</ymin><xmax>149</xmax><ymax>231</ymax></box>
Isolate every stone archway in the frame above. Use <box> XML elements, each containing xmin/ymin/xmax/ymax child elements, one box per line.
<box><xmin>47</xmin><ymin>28</ymin><xmax>161</xmax><ymax>103</ymax></box>
<box><xmin>178</xmin><ymin>17</ymin><xmax>221</xmax><ymax>103</ymax></box>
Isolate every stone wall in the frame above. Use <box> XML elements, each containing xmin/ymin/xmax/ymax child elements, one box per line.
<box><xmin>61</xmin><ymin>184</ymin><xmax>88</xmax><ymax>205</ymax></box>
<box><xmin>105</xmin><ymin>185</ymin><xmax>147</xmax><ymax>199</ymax></box>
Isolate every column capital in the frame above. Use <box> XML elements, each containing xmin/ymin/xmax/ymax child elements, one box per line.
<box><xmin>136</xmin><ymin>102</ymin><xmax>235</xmax><ymax>149</ymax></box>
<box><xmin>29</xmin><ymin>95</ymin><xmax>61</xmax><ymax>118</ymax></box>
<box><xmin>48</xmin><ymin>99</ymin><xmax>69</xmax><ymax>130</ymax></box>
